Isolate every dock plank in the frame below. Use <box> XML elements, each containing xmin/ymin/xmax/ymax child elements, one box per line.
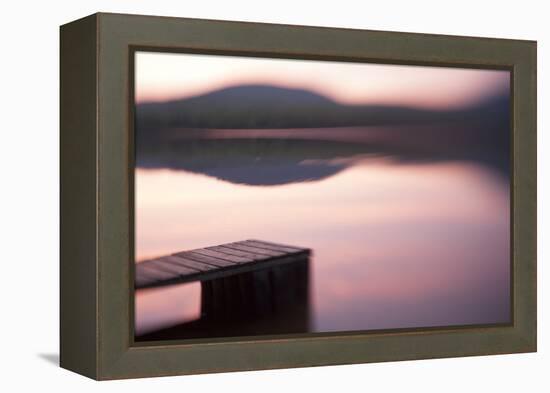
<box><xmin>245</xmin><ymin>240</ymin><xmax>306</xmax><ymax>253</ymax></box>
<box><xmin>192</xmin><ymin>248</ymin><xmax>251</xmax><ymax>264</ymax></box>
<box><xmin>223</xmin><ymin>243</ymin><xmax>284</xmax><ymax>257</ymax></box>
<box><xmin>207</xmin><ymin>245</ymin><xmax>270</xmax><ymax>260</ymax></box>
<box><xmin>167</xmin><ymin>255</ymin><xmax>218</xmax><ymax>272</ymax></box>
<box><xmin>135</xmin><ymin>270</ymin><xmax>159</xmax><ymax>288</ymax></box>
<box><xmin>138</xmin><ymin>263</ymin><xmax>177</xmax><ymax>281</ymax></box>
<box><xmin>152</xmin><ymin>258</ymin><xmax>200</xmax><ymax>276</ymax></box>
<box><xmin>176</xmin><ymin>251</ymin><xmax>237</xmax><ymax>268</ymax></box>
<box><xmin>135</xmin><ymin>240</ymin><xmax>311</xmax><ymax>289</ymax></box>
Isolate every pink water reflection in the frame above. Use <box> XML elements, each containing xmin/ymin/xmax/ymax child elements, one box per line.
<box><xmin>135</xmin><ymin>158</ymin><xmax>510</xmax><ymax>334</ymax></box>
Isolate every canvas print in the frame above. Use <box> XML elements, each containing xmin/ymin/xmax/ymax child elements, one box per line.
<box><xmin>133</xmin><ymin>51</ymin><xmax>511</xmax><ymax>342</ymax></box>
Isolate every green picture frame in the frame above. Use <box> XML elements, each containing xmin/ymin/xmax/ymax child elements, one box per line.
<box><xmin>60</xmin><ymin>12</ymin><xmax>536</xmax><ymax>380</ymax></box>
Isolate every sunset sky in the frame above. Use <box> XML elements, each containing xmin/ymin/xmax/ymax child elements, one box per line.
<box><xmin>135</xmin><ymin>51</ymin><xmax>510</xmax><ymax>109</ymax></box>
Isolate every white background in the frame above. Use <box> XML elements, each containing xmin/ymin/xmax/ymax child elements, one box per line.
<box><xmin>0</xmin><ymin>0</ymin><xmax>546</xmax><ymax>390</ymax></box>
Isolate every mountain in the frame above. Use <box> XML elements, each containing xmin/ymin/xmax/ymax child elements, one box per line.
<box><xmin>136</xmin><ymin>84</ymin><xmax>446</xmax><ymax>130</ymax></box>
<box><xmin>135</xmin><ymin>84</ymin><xmax>511</xmax><ymax>186</ymax></box>
<box><xmin>180</xmin><ymin>84</ymin><xmax>336</xmax><ymax>106</ymax></box>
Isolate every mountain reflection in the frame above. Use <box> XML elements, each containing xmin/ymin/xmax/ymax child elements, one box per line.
<box><xmin>136</xmin><ymin>85</ymin><xmax>510</xmax><ymax>186</ymax></box>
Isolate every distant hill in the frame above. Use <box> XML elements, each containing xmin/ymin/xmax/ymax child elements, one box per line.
<box><xmin>136</xmin><ymin>84</ymin><xmax>449</xmax><ymax>130</ymax></box>
<box><xmin>135</xmin><ymin>84</ymin><xmax>510</xmax><ymax>186</ymax></box>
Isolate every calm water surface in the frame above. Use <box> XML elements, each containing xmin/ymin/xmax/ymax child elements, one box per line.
<box><xmin>135</xmin><ymin>143</ymin><xmax>510</xmax><ymax>337</ymax></box>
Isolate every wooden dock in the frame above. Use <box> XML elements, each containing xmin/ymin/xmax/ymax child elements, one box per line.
<box><xmin>135</xmin><ymin>239</ymin><xmax>311</xmax><ymax>289</ymax></box>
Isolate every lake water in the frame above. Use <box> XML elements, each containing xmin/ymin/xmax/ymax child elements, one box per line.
<box><xmin>134</xmin><ymin>129</ymin><xmax>510</xmax><ymax>339</ymax></box>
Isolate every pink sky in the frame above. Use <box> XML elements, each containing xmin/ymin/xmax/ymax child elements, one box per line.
<box><xmin>135</xmin><ymin>51</ymin><xmax>509</xmax><ymax>109</ymax></box>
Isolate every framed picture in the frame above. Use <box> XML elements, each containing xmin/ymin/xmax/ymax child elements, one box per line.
<box><xmin>60</xmin><ymin>13</ymin><xmax>537</xmax><ymax>380</ymax></box>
